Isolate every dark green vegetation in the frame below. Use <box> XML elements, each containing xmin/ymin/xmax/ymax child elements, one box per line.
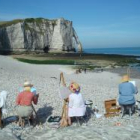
<box><xmin>16</xmin><ymin>58</ymin><xmax>75</xmax><ymax>65</ymax></box>
<box><xmin>14</xmin><ymin>53</ymin><xmax>140</xmax><ymax>67</ymax></box>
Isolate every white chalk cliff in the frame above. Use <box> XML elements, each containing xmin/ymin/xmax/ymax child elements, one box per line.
<box><xmin>0</xmin><ymin>18</ymin><xmax>82</xmax><ymax>53</ymax></box>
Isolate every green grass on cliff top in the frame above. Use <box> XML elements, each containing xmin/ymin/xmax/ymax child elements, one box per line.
<box><xmin>0</xmin><ymin>18</ymin><xmax>57</xmax><ymax>28</ymax></box>
<box><xmin>0</xmin><ymin>19</ymin><xmax>24</xmax><ymax>28</ymax></box>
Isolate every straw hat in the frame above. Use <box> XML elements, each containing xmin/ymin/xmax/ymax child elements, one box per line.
<box><xmin>121</xmin><ymin>75</ymin><xmax>130</xmax><ymax>82</ymax></box>
<box><xmin>23</xmin><ymin>81</ymin><xmax>33</xmax><ymax>87</ymax></box>
<box><xmin>69</xmin><ymin>82</ymin><xmax>80</xmax><ymax>93</ymax></box>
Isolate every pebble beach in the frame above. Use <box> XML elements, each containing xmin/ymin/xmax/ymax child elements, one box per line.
<box><xmin>0</xmin><ymin>55</ymin><xmax>140</xmax><ymax>140</ymax></box>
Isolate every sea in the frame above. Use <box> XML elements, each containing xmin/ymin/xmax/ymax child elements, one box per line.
<box><xmin>84</xmin><ymin>47</ymin><xmax>140</xmax><ymax>72</ymax></box>
<box><xmin>84</xmin><ymin>47</ymin><xmax>140</xmax><ymax>58</ymax></box>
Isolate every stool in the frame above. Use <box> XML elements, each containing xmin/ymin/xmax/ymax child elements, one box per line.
<box><xmin>121</xmin><ymin>104</ymin><xmax>135</xmax><ymax>118</ymax></box>
<box><xmin>19</xmin><ymin>116</ymin><xmax>30</xmax><ymax>127</ymax></box>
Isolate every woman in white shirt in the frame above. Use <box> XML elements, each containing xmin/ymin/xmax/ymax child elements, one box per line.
<box><xmin>68</xmin><ymin>82</ymin><xmax>86</xmax><ymax>125</ymax></box>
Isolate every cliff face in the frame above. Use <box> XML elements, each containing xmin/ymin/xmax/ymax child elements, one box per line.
<box><xmin>0</xmin><ymin>18</ymin><xmax>81</xmax><ymax>53</ymax></box>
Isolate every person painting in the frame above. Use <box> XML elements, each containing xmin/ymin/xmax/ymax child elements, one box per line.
<box><xmin>16</xmin><ymin>81</ymin><xmax>39</xmax><ymax>126</ymax></box>
<box><xmin>118</xmin><ymin>75</ymin><xmax>138</xmax><ymax>106</ymax></box>
<box><xmin>60</xmin><ymin>73</ymin><xmax>86</xmax><ymax>126</ymax></box>
<box><xmin>68</xmin><ymin>82</ymin><xmax>86</xmax><ymax>125</ymax></box>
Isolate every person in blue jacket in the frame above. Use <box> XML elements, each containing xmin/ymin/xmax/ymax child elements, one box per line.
<box><xmin>118</xmin><ymin>75</ymin><xmax>138</xmax><ymax>105</ymax></box>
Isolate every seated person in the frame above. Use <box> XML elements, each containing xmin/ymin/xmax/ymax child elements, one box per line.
<box><xmin>118</xmin><ymin>75</ymin><xmax>138</xmax><ymax>106</ymax></box>
<box><xmin>68</xmin><ymin>82</ymin><xmax>86</xmax><ymax>125</ymax></box>
<box><xmin>16</xmin><ymin>81</ymin><xmax>39</xmax><ymax>125</ymax></box>
<box><xmin>19</xmin><ymin>83</ymin><xmax>37</xmax><ymax>96</ymax></box>
<box><xmin>0</xmin><ymin>91</ymin><xmax>8</xmax><ymax>128</ymax></box>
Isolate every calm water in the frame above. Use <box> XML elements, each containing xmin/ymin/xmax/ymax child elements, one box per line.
<box><xmin>84</xmin><ymin>47</ymin><xmax>140</xmax><ymax>57</ymax></box>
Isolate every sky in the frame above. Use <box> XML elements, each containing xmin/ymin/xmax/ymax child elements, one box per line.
<box><xmin>0</xmin><ymin>0</ymin><xmax>140</xmax><ymax>49</ymax></box>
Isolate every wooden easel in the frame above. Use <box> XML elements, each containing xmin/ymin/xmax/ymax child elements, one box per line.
<box><xmin>60</xmin><ymin>73</ymin><xmax>69</xmax><ymax>127</ymax></box>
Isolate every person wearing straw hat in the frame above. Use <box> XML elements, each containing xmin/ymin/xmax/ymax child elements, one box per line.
<box><xmin>68</xmin><ymin>82</ymin><xmax>86</xmax><ymax>125</ymax></box>
<box><xmin>16</xmin><ymin>81</ymin><xmax>39</xmax><ymax>124</ymax></box>
<box><xmin>118</xmin><ymin>75</ymin><xmax>138</xmax><ymax>106</ymax></box>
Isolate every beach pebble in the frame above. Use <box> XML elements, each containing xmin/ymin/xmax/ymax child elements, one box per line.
<box><xmin>0</xmin><ymin>55</ymin><xmax>140</xmax><ymax>140</ymax></box>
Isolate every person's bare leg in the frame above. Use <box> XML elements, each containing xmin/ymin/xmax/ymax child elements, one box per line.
<box><xmin>18</xmin><ymin>116</ymin><xmax>22</xmax><ymax>126</ymax></box>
